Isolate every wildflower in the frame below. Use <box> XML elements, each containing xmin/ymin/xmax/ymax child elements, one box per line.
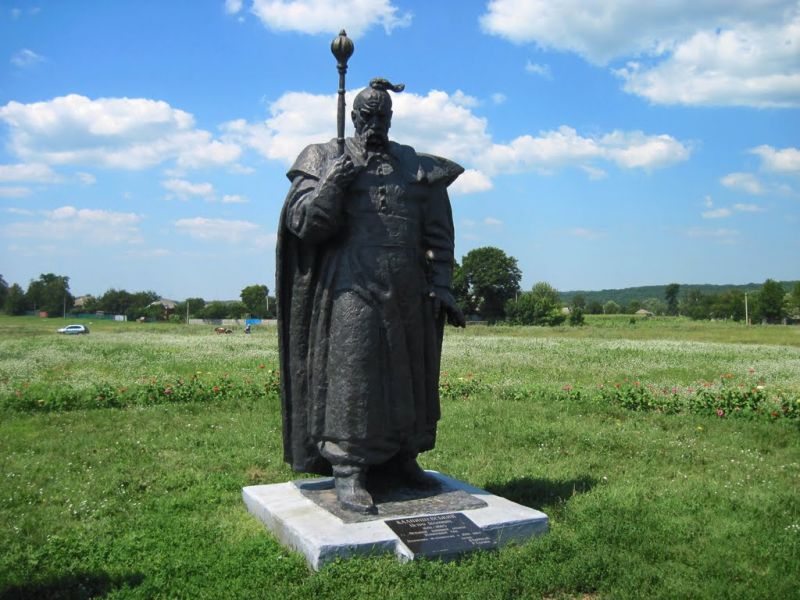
<box><xmin>258</xmin><ymin>364</ymin><xmax>265</xmax><ymax>369</ymax></box>
<box><xmin>164</xmin><ymin>387</ymin><xmax>173</xmax><ymax>395</ymax></box>
<box><xmin>716</xmin><ymin>409</ymin><xmax>725</xmax><ymax>417</ymax></box>
<box><xmin>562</xmin><ymin>384</ymin><xmax>573</xmax><ymax>392</ymax></box>
<box><xmin>212</xmin><ymin>386</ymin><xmax>220</xmax><ymax>393</ymax></box>
<box><xmin>671</xmin><ymin>387</ymin><xmax>679</xmax><ymax>394</ymax></box>
<box><xmin>748</xmin><ymin>368</ymin><xmax>755</xmax><ymax>374</ymax></box>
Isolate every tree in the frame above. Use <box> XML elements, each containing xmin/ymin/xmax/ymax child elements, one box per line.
<box><xmin>681</xmin><ymin>289</ymin><xmax>712</xmax><ymax>320</ymax></box>
<box><xmin>450</xmin><ymin>262</ymin><xmax>475</xmax><ymax>315</ymax></box>
<box><xmin>758</xmin><ymin>279</ymin><xmax>786</xmax><ymax>323</ymax></box>
<box><xmin>458</xmin><ymin>247</ymin><xmax>521</xmax><ymax>322</ymax></box>
<box><xmin>710</xmin><ymin>290</ymin><xmax>745</xmax><ymax>321</ymax></box>
<box><xmin>586</xmin><ymin>300</ymin><xmax>603</xmax><ymax>315</ymax></box>
<box><xmin>240</xmin><ymin>284</ymin><xmax>270</xmax><ymax>318</ymax></box>
<box><xmin>568</xmin><ymin>307</ymin><xmax>585</xmax><ymax>326</ymax></box>
<box><xmin>603</xmin><ymin>300</ymin><xmax>620</xmax><ymax>315</ymax></box>
<box><xmin>0</xmin><ymin>275</ymin><xmax>8</xmax><ymax>309</ymax></box>
<box><xmin>25</xmin><ymin>273</ymin><xmax>73</xmax><ymax>316</ymax></box>
<box><xmin>643</xmin><ymin>297</ymin><xmax>667</xmax><ymax>316</ymax></box>
<box><xmin>505</xmin><ymin>281</ymin><xmax>565</xmax><ymax>326</ymax></box>
<box><xmin>665</xmin><ymin>283</ymin><xmax>680</xmax><ymax>315</ymax></box>
<box><xmin>571</xmin><ymin>293</ymin><xmax>586</xmax><ymax>311</ymax></box>
<box><xmin>4</xmin><ymin>283</ymin><xmax>26</xmax><ymax>315</ymax></box>
<box><xmin>789</xmin><ymin>282</ymin><xmax>800</xmax><ymax>317</ymax></box>
<box><xmin>628</xmin><ymin>299</ymin><xmax>642</xmax><ymax>314</ymax></box>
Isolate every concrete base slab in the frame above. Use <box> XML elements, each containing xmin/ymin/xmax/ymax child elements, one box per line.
<box><xmin>242</xmin><ymin>471</ymin><xmax>548</xmax><ymax>570</ymax></box>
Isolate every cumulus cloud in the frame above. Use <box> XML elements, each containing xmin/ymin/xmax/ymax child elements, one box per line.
<box><xmin>484</xmin><ymin>217</ymin><xmax>503</xmax><ymax>227</ymax></box>
<box><xmin>491</xmin><ymin>93</ymin><xmax>507</xmax><ymax>105</ymax></box>
<box><xmin>225</xmin><ymin>88</ymin><xmax>691</xmax><ymax>184</ymax></box>
<box><xmin>0</xmin><ymin>162</ymin><xmax>57</xmax><ymax>182</ymax></box>
<box><xmin>221</xmin><ymin>194</ymin><xmax>249</xmax><ymax>204</ymax></box>
<box><xmin>720</xmin><ymin>172</ymin><xmax>765</xmax><ymax>195</ymax></box>
<box><xmin>10</xmin><ymin>48</ymin><xmax>44</xmax><ymax>68</ymax></box>
<box><xmin>4</xmin><ymin>205</ymin><xmax>144</xmax><ymax>244</ymax></box>
<box><xmin>0</xmin><ymin>187</ymin><xmax>31</xmax><ymax>198</ymax></box>
<box><xmin>225</xmin><ymin>0</ymin><xmax>243</xmax><ymax>14</ymax></box>
<box><xmin>449</xmin><ymin>169</ymin><xmax>493</xmax><ymax>195</ymax></box>
<box><xmin>481</xmin><ymin>0</ymin><xmax>799</xmax><ymax>108</ymax></box>
<box><xmin>751</xmin><ymin>145</ymin><xmax>800</xmax><ymax>173</ymax></box>
<box><xmin>76</xmin><ymin>172</ymin><xmax>96</xmax><ymax>185</ymax></box>
<box><xmin>162</xmin><ymin>178</ymin><xmax>215</xmax><ymax>201</ymax></box>
<box><xmin>525</xmin><ymin>61</ymin><xmax>551</xmax><ymax>79</ymax></box>
<box><xmin>250</xmin><ymin>0</ymin><xmax>411</xmax><ymax>36</ymax></box>
<box><xmin>174</xmin><ymin>217</ymin><xmax>275</xmax><ymax>247</ymax></box>
<box><xmin>0</xmin><ymin>94</ymin><xmax>241</xmax><ymax>170</ymax></box>
<box><xmin>733</xmin><ymin>202</ymin><xmax>765</xmax><ymax>212</ymax></box>
<box><xmin>702</xmin><ymin>208</ymin><xmax>732</xmax><ymax>219</ymax></box>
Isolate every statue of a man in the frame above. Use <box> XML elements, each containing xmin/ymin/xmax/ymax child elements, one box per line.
<box><xmin>277</xmin><ymin>78</ymin><xmax>465</xmax><ymax>514</ymax></box>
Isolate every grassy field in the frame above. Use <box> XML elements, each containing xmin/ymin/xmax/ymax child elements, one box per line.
<box><xmin>1</xmin><ymin>316</ymin><xmax>798</xmax><ymax>599</ymax></box>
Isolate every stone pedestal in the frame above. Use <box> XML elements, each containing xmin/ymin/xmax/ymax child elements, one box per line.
<box><xmin>242</xmin><ymin>471</ymin><xmax>548</xmax><ymax>570</ymax></box>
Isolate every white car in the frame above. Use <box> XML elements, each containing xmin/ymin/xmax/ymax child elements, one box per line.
<box><xmin>57</xmin><ymin>324</ymin><xmax>90</xmax><ymax>335</ymax></box>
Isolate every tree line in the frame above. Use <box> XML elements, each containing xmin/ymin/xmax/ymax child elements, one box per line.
<box><xmin>451</xmin><ymin>248</ymin><xmax>800</xmax><ymax>325</ymax></box>
<box><xmin>3</xmin><ymin>256</ymin><xmax>798</xmax><ymax>325</ymax></box>
<box><xmin>0</xmin><ymin>274</ymin><xmax>276</xmax><ymax>321</ymax></box>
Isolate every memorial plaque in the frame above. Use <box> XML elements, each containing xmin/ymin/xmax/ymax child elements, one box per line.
<box><xmin>385</xmin><ymin>512</ymin><xmax>494</xmax><ymax>559</ymax></box>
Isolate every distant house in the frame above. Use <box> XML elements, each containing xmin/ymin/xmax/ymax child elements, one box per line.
<box><xmin>149</xmin><ymin>298</ymin><xmax>178</xmax><ymax>310</ymax></box>
<box><xmin>635</xmin><ymin>308</ymin><xmax>654</xmax><ymax>317</ymax></box>
<box><xmin>73</xmin><ymin>295</ymin><xmax>94</xmax><ymax>309</ymax></box>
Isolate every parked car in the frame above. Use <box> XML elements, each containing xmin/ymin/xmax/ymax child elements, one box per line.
<box><xmin>57</xmin><ymin>324</ymin><xmax>89</xmax><ymax>335</ymax></box>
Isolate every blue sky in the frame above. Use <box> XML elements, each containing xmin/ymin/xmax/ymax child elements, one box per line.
<box><xmin>1</xmin><ymin>0</ymin><xmax>798</xmax><ymax>301</ymax></box>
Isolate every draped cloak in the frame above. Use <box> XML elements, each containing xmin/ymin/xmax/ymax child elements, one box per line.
<box><xmin>277</xmin><ymin>137</ymin><xmax>463</xmax><ymax>474</ymax></box>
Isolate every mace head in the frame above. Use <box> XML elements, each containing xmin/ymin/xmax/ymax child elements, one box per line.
<box><xmin>331</xmin><ymin>29</ymin><xmax>354</xmax><ymax>66</ymax></box>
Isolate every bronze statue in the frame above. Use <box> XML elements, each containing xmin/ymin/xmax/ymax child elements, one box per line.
<box><xmin>277</xmin><ymin>62</ymin><xmax>465</xmax><ymax>513</ymax></box>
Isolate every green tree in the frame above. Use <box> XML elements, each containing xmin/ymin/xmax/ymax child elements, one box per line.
<box><xmin>25</xmin><ymin>273</ymin><xmax>73</xmax><ymax>316</ymax></box>
<box><xmin>642</xmin><ymin>297</ymin><xmax>666</xmax><ymax>315</ymax></box>
<box><xmin>570</xmin><ymin>293</ymin><xmax>586</xmax><ymax>311</ymax></box>
<box><xmin>603</xmin><ymin>300</ymin><xmax>620</xmax><ymax>315</ymax></box>
<box><xmin>450</xmin><ymin>262</ymin><xmax>474</xmax><ymax>315</ymax></box>
<box><xmin>758</xmin><ymin>279</ymin><xmax>786</xmax><ymax>323</ymax></box>
<box><xmin>505</xmin><ymin>281</ymin><xmax>565</xmax><ymax>326</ymax></box>
<box><xmin>710</xmin><ymin>290</ymin><xmax>745</xmax><ymax>321</ymax></box>
<box><xmin>587</xmin><ymin>300</ymin><xmax>603</xmax><ymax>315</ymax></box>
<box><xmin>4</xmin><ymin>283</ymin><xmax>26</xmax><ymax>315</ymax></box>
<box><xmin>665</xmin><ymin>283</ymin><xmax>680</xmax><ymax>315</ymax></box>
<box><xmin>681</xmin><ymin>289</ymin><xmax>712</xmax><ymax>320</ymax></box>
<box><xmin>568</xmin><ymin>307</ymin><xmax>585</xmax><ymax>326</ymax></box>
<box><xmin>459</xmin><ymin>247</ymin><xmax>521</xmax><ymax>322</ymax></box>
<box><xmin>240</xmin><ymin>285</ymin><xmax>270</xmax><ymax>318</ymax></box>
<box><xmin>789</xmin><ymin>282</ymin><xmax>800</xmax><ymax>317</ymax></box>
<box><xmin>628</xmin><ymin>299</ymin><xmax>642</xmax><ymax>314</ymax></box>
<box><xmin>0</xmin><ymin>275</ymin><xmax>8</xmax><ymax>309</ymax></box>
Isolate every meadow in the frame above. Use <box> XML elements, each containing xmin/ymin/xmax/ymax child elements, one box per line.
<box><xmin>1</xmin><ymin>315</ymin><xmax>798</xmax><ymax>599</ymax></box>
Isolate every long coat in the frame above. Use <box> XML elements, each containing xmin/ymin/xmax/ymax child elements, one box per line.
<box><xmin>277</xmin><ymin>137</ymin><xmax>463</xmax><ymax>474</ymax></box>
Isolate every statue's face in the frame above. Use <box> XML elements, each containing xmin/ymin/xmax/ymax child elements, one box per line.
<box><xmin>352</xmin><ymin>102</ymin><xmax>392</xmax><ymax>148</ymax></box>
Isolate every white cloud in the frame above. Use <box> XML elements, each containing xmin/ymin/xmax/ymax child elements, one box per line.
<box><xmin>720</xmin><ymin>172</ymin><xmax>765</xmax><ymax>195</ymax></box>
<box><xmin>250</xmin><ymin>0</ymin><xmax>411</xmax><ymax>37</ymax></box>
<box><xmin>0</xmin><ymin>94</ymin><xmax>241</xmax><ymax>170</ymax></box>
<box><xmin>733</xmin><ymin>202</ymin><xmax>765</xmax><ymax>212</ymax></box>
<box><xmin>4</xmin><ymin>205</ymin><xmax>144</xmax><ymax>244</ymax></box>
<box><xmin>125</xmin><ymin>248</ymin><xmax>172</xmax><ymax>258</ymax></box>
<box><xmin>751</xmin><ymin>145</ymin><xmax>800</xmax><ymax>173</ymax></box>
<box><xmin>161</xmin><ymin>178</ymin><xmax>215</xmax><ymax>201</ymax></box>
<box><xmin>76</xmin><ymin>172</ymin><xmax>96</xmax><ymax>185</ymax></box>
<box><xmin>449</xmin><ymin>169</ymin><xmax>493</xmax><ymax>195</ymax></box>
<box><xmin>569</xmin><ymin>227</ymin><xmax>605</xmax><ymax>240</ymax></box>
<box><xmin>525</xmin><ymin>61</ymin><xmax>551</xmax><ymax>79</ymax></box>
<box><xmin>0</xmin><ymin>163</ymin><xmax>57</xmax><ymax>182</ymax></box>
<box><xmin>702</xmin><ymin>208</ymin><xmax>732</xmax><ymax>219</ymax></box>
<box><xmin>0</xmin><ymin>187</ymin><xmax>32</xmax><ymax>198</ymax></box>
<box><xmin>580</xmin><ymin>165</ymin><xmax>607</xmax><ymax>180</ymax></box>
<box><xmin>491</xmin><ymin>93</ymin><xmax>507</xmax><ymax>105</ymax></box>
<box><xmin>481</xmin><ymin>0</ymin><xmax>799</xmax><ymax>108</ymax></box>
<box><xmin>703</xmin><ymin>194</ymin><xmax>714</xmax><ymax>208</ymax></box>
<box><xmin>221</xmin><ymin>194</ymin><xmax>250</xmax><ymax>204</ymax></box>
<box><xmin>484</xmin><ymin>217</ymin><xmax>503</xmax><ymax>227</ymax></box>
<box><xmin>10</xmin><ymin>48</ymin><xmax>44</xmax><ymax>68</ymax></box>
<box><xmin>225</xmin><ymin>0</ymin><xmax>243</xmax><ymax>14</ymax></box>
<box><xmin>5</xmin><ymin>207</ymin><xmax>35</xmax><ymax>215</ymax></box>
<box><xmin>174</xmin><ymin>217</ymin><xmax>274</xmax><ymax>247</ymax></box>
<box><xmin>226</xmin><ymin>88</ymin><xmax>690</xmax><ymax>186</ymax></box>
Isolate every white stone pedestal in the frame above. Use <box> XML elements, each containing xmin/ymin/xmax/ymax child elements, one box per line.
<box><xmin>242</xmin><ymin>471</ymin><xmax>548</xmax><ymax>570</ymax></box>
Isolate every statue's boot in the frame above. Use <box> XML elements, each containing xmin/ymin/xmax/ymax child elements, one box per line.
<box><xmin>391</xmin><ymin>455</ymin><xmax>439</xmax><ymax>489</ymax></box>
<box><xmin>333</xmin><ymin>466</ymin><xmax>376</xmax><ymax>514</ymax></box>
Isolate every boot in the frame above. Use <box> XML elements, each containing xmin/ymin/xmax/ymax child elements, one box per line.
<box><xmin>388</xmin><ymin>455</ymin><xmax>438</xmax><ymax>489</ymax></box>
<box><xmin>333</xmin><ymin>466</ymin><xmax>376</xmax><ymax>514</ymax></box>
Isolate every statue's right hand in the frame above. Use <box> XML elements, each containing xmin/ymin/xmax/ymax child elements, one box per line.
<box><xmin>323</xmin><ymin>155</ymin><xmax>358</xmax><ymax>190</ymax></box>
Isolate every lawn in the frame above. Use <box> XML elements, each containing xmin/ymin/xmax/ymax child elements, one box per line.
<box><xmin>1</xmin><ymin>316</ymin><xmax>798</xmax><ymax>599</ymax></box>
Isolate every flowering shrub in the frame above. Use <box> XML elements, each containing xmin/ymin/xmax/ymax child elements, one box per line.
<box><xmin>2</xmin><ymin>367</ymin><xmax>281</xmax><ymax>412</ymax></box>
<box><xmin>438</xmin><ymin>372</ymin><xmax>485</xmax><ymax>401</ymax></box>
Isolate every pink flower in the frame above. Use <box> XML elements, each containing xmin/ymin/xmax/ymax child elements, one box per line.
<box><xmin>562</xmin><ymin>384</ymin><xmax>573</xmax><ymax>392</ymax></box>
<box><xmin>716</xmin><ymin>409</ymin><xmax>725</xmax><ymax>417</ymax></box>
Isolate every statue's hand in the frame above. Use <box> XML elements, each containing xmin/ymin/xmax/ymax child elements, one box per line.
<box><xmin>429</xmin><ymin>287</ymin><xmax>466</xmax><ymax>328</ymax></box>
<box><xmin>321</xmin><ymin>154</ymin><xmax>359</xmax><ymax>192</ymax></box>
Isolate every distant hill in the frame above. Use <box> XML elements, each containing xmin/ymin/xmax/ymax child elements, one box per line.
<box><xmin>559</xmin><ymin>281</ymin><xmax>799</xmax><ymax>307</ymax></box>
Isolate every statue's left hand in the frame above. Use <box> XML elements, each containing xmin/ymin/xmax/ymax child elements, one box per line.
<box><xmin>429</xmin><ymin>287</ymin><xmax>466</xmax><ymax>328</ymax></box>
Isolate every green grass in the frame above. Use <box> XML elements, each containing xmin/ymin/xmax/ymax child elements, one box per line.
<box><xmin>1</xmin><ymin>316</ymin><xmax>799</xmax><ymax>599</ymax></box>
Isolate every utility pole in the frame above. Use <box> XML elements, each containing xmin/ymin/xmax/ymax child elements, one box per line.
<box><xmin>745</xmin><ymin>292</ymin><xmax>749</xmax><ymax>326</ymax></box>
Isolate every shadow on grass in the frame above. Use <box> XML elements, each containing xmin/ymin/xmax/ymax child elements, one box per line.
<box><xmin>0</xmin><ymin>571</ymin><xmax>144</xmax><ymax>600</ymax></box>
<box><xmin>484</xmin><ymin>476</ymin><xmax>597</xmax><ymax>510</ymax></box>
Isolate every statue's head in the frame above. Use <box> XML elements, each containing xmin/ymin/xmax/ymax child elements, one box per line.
<box><xmin>352</xmin><ymin>78</ymin><xmax>404</xmax><ymax>148</ymax></box>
